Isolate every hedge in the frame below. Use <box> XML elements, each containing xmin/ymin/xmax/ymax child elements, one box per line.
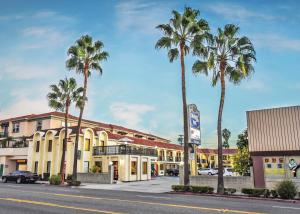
<box><xmin>224</xmin><ymin>188</ymin><xmax>237</xmax><ymax>195</ymax></box>
<box><xmin>172</xmin><ymin>185</ymin><xmax>214</xmax><ymax>193</ymax></box>
<box><xmin>241</xmin><ymin>188</ymin><xmax>270</xmax><ymax>197</ymax></box>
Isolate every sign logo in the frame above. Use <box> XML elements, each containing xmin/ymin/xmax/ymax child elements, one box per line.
<box><xmin>288</xmin><ymin>159</ymin><xmax>297</xmax><ymax>170</ymax></box>
<box><xmin>187</xmin><ymin>104</ymin><xmax>201</xmax><ymax>145</ymax></box>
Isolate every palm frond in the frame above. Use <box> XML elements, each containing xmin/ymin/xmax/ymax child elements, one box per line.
<box><xmin>167</xmin><ymin>48</ymin><xmax>179</xmax><ymax>62</ymax></box>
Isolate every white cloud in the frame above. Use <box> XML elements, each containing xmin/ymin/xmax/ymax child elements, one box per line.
<box><xmin>241</xmin><ymin>79</ymin><xmax>268</xmax><ymax>91</ymax></box>
<box><xmin>0</xmin><ymin>58</ymin><xmax>59</xmax><ymax>80</ymax></box>
<box><xmin>21</xmin><ymin>26</ymin><xmax>69</xmax><ymax>50</ymax></box>
<box><xmin>110</xmin><ymin>102</ymin><xmax>155</xmax><ymax>128</ymax></box>
<box><xmin>115</xmin><ymin>0</ymin><xmax>168</xmax><ymax>34</ymax></box>
<box><xmin>206</xmin><ymin>3</ymin><xmax>277</xmax><ymax>21</ymax></box>
<box><xmin>251</xmin><ymin>34</ymin><xmax>300</xmax><ymax>52</ymax></box>
<box><xmin>0</xmin><ymin>10</ymin><xmax>74</xmax><ymax>22</ymax></box>
<box><xmin>0</xmin><ymin>85</ymin><xmax>51</xmax><ymax>119</ymax></box>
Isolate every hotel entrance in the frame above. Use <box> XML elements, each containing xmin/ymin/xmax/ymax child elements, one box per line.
<box><xmin>112</xmin><ymin>161</ymin><xmax>118</xmax><ymax>180</ymax></box>
<box><xmin>16</xmin><ymin>159</ymin><xmax>27</xmax><ymax>171</ymax></box>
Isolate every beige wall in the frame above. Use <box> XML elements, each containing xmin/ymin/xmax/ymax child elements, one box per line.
<box><xmin>247</xmin><ymin>106</ymin><xmax>300</xmax><ymax>152</ymax></box>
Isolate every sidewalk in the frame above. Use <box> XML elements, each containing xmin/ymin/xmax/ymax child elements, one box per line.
<box><xmin>75</xmin><ymin>176</ymin><xmax>179</xmax><ymax>193</ymax></box>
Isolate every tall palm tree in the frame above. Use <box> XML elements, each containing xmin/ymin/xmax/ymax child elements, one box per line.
<box><xmin>193</xmin><ymin>24</ymin><xmax>256</xmax><ymax>193</ymax></box>
<box><xmin>66</xmin><ymin>35</ymin><xmax>109</xmax><ymax>181</ymax></box>
<box><xmin>155</xmin><ymin>7</ymin><xmax>210</xmax><ymax>185</ymax></box>
<box><xmin>47</xmin><ymin>77</ymin><xmax>83</xmax><ymax>183</ymax></box>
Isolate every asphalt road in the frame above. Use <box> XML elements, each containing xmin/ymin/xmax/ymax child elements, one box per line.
<box><xmin>0</xmin><ymin>182</ymin><xmax>300</xmax><ymax>214</ymax></box>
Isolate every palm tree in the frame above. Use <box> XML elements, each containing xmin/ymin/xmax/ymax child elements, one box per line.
<box><xmin>47</xmin><ymin>77</ymin><xmax>83</xmax><ymax>183</ymax></box>
<box><xmin>222</xmin><ymin>128</ymin><xmax>231</xmax><ymax>149</ymax></box>
<box><xmin>193</xmin><ymin>24</ymin><xmax>256</xmax><ymax>193</ymax></box>
<box><xmin>155</xmin><ymin>7</ymin><xmax>210</xmax><ymax>185</ymax></box>
<box><xmin>66</xmin><ymin>35</ymin><xmax>109</xmax><ymax>181</ymax></box>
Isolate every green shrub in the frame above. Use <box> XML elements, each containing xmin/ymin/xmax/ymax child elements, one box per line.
<box><xmin>241</xmin><ymin>188</ymin><xmax>269</xmax><ymax>197</ymax></box>
<box><xmin>91</xmin><ymin>165</ymin><xmax>101</xmax><ymax>173</ymax></box>
<box><xmin>171</xmin><ymin>185</ymin><xmax>190</xmax><ymax>192</ymax></box>
<box><xmin>241</xmin><ymin>188</ymin><xmax>253</xmax><ymax>195</ymax></box>
<box><xmin>67</xmin><ymin>180</ymin><xmax>81</xmax><ymax>186</ymax></box>
<box><xmin>171</xmin><ymin>185</ymin><xmax>214</xmax><ymax>193</ymax></box>
<box><xmin>224</xmin><ymin>188</ymin><xmax>237</xmax><ymax>195</ymax></box>
<box><xmin>190</xmin><ymin>186</ymin><xmax>214</xmax><ymax>193</ymax></box>
<box><xmin>207</xmin><ymin>187</ymin><xmax>214</xmax><ymax>194</ymax></box>
<box><xmin>270</xmin><ymin>190</ymin><xmax>278</xmax><ymax>198</ymax></box>
<box><xmin>276</xmin><ymin>180</ymin><xmax>298</xmax><ymax>199</ymax></box>
<box><xmin>49</xmin><ymin>175</ymin><xmax>61</xmax><ymax>185</ymax></box>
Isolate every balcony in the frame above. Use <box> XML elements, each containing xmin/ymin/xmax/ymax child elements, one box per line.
<box><xmin>175</xmin><ymin>157</ymin><xmax>181</xmax><ymax>162</ymax></box>
<box><xmin>166</xmin><ymin>156</ymin><xmax>174</xmax><ymax>162</ymax></box>
<box><xmin>0</xmin><ymin>132</ymin><xmax>8</xmax><ymax>138</ymax></box>
<box><xmin>93</xmin><ymin>145</ymin><xmax>157</xmax><ymax>157</ymax></box>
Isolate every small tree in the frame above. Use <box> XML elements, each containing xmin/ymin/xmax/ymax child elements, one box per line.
<box><xmin>237</xmin><ymin>129</ymin><xmax>248</xmax><ymax>149</ymax></box>
<box><xmin>222</xmin><ymin>128</ymin><xmax>231</xmax><ymax>149</ymax></box>
<box><xmin>234</xmin><ymin>129</ymin><xmax>251</xmax><ymax>175</ymax></box>
<box><xmin>233</xmin><ymin>146</ymin><xmax>251</xmax><ymax>175</ymax></box>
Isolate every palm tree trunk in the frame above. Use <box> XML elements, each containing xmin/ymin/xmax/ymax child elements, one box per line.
<box><xmin>180</xmin><ymin>43</ymin><xmax>189</xmax><ymax>186</ymax></box>
<box><xmin>217</xmin><ymin>63</ymin><xmax>226</xmax><ymax>194</ymax></box>
<box><xmin>60</xmin><ymin>100</ymin><xmax>69</xmax><ymax>184</ymax></box>
<box><xmin>72</xmin><ymin>71</ymin><xmax>88</xmax><ymax>181</ymax></box>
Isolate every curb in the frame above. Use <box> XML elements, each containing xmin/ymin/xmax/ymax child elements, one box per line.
<box><xmin>169</xmin><ymin>191</ymin><xmax>300</xmax><ymax>204</ymax></box>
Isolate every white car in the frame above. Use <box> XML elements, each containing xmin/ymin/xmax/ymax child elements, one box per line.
<box><xmin>198</xmin><ymin>168</ymin><xmax>218</xmax><ymax>176</ymax></box>
<box><xmin>223</xmin><ymin>168</ymin><xmax>234</xmax><ymax>176</ymax></box>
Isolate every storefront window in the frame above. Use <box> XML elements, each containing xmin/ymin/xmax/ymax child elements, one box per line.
<box><xmin>277</xmin><ymin>164</ymin><xmax>283</xmax><ymax>169</ymax></box>
<box><xmin>143</xmin><ymin>162</ymin><xmax>148</xmax><ymax>174</ymax></box>
<box><xmin>264</xmin><ymin>158</ymin><xmax>269</xmax><ymax>163</ymax></box>
<box><xmin>131</xmin><ymin>161</ymin><xmax>137</xmax><ymax>175</ymax></box>
<box><xmin>160</xmin><ymin>164</ymin><xmax>164</xmax><ymax>171</ymax></box>
<box><xmin>279</xmin><ymin>158</ymin><xmax>284</xmax><ymax>163</ymax></box>
<box><xmin>266</xmin><ymin>164</ymin><xmax>272</xmax><ymax>168</ymax></box>
<box><xmin>272</xmin><ymin>158</ymin><xmax>277</xmax><ymax>163</ymax></box>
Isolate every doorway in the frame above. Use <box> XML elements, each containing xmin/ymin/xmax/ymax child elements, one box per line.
<box><xmin>112</xmin><ymin>161</ymin><xmax>118</xmax><ymax>180</ymax></box>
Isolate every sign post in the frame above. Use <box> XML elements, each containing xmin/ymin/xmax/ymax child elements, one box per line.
<box><xmin>187</xmin><ymin>104</ymin><xmax>201</xmax><ymax>176</ymax></box>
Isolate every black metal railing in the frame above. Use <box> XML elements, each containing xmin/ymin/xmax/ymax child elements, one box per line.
<box><xmin>158</xmin><ymin>156</ymin><xmax>165</xmax><ymax>161</ymax></box>
<box><xmin>175</xmin><ymin>157</ymin><xmax>181</xmax><ymax>162</ymax></box>
<box><xmin>0</xmin><ymin>132</ymin><xmax>8</xmax><ymax>138</ymax></box>
<box><xmin>93</xmin><ymin>145</ymin><xmax>158</xmax><ymax>157</ymax></box>
<box><xmin>166</xmin><ymin>156</ymin><xmax>174</xmax><ymax>161</ymax></box>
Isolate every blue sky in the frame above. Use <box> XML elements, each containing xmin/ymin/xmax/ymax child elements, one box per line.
<box><xmin>0</xmin><ymin>0</ymin><xmax>299</xmax><ymax>148</ymax></box>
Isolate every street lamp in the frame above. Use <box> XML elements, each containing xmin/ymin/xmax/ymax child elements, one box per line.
<box><xmin>177</xmin><ymin>134</ymin><xmax>184</xmax><ymax>146</ymax></box>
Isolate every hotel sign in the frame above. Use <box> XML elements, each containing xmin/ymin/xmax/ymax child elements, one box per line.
<box><xmin>187</xmin><ymin>104</ymin><xmax>201</xmax><ymax>145</ymax></box>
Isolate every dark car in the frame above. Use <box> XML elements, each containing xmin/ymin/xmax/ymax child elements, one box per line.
<box><xmin>165</xmin><ymin>168</ymin><xmax>179</xmax><ymax>176</ymax></box>
<box><xmin>2</xmin><ymin>171</ymin><xmax>39</xmax><ymax>184</ymax></box>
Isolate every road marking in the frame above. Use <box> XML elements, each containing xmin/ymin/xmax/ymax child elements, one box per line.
<box><xmin>2</xmin><ymin>185</ymin><xmax>22</xmax><ymax>188</ymax></box>
<box><xmin>136</xmin><ymin>195</ymin><xmax>170</xmax><ymax>199</ymax></box>
<box><xmin>0</xmin><ymin>197</ymin><xmax>124</xmax><ymax>214</ymax></box>
<box><xmin>272</xmin><ymin>205</ymin><xmax>300</xmax><ymax>210</ymax></box>
<box><xmin>47</xmin><ymin>192</ymin><xmax>265</xmax><ymax>214</ymax></box>
<box><xmin>0</xmin><ymin>188</ymin><xmax>264</xmax><ymax>214</ymax></box>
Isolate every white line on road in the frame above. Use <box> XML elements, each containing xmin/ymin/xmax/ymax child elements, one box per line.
<box><xmin>3</xmin><ymin>185</ymin><xmax>22</xmax><ymax>188</ymax></box>
<box><xmin>136</xmin><ymin>195</ymin><xmax>170</xmax><ymax>199</ymax></box>
<box><xmin>272</xmin><ymin>206</ymin><xmax>300</xmax><ymax>210</ymax></box>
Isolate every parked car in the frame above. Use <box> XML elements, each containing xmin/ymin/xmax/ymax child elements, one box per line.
<box><xmin>165</xmin><ymin>168</ymin><xmax>179</xmax><ymax>176</ymax></box>
<box><xmin>198</xmin><ymin>168</ymin><xmax>218</xmax><ymax>176</ymax></box>
<box><xmin>223</xmin><ymin>168</ymin><xmax>234</xmax><ymax>176</ymax></box>
<box><xmin>2</xmin><ymin>171</ymin><xmax>39</xmax><ymax>184</ymax></box>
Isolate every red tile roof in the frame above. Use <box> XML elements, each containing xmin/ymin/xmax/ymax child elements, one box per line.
<box><xmin>0</xmin><ymin>111</ymin><xmax>167</xmax><ymax>141</ymax></box>
<box><xmin>197</xmin><ymin>148</ymin><xmax>238</xmax><ymax>155</ymax></box>
<box><xmin>107</xmin><ymin>132</ymin><xmax>183</xmax><ymax>150</ymax></box>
